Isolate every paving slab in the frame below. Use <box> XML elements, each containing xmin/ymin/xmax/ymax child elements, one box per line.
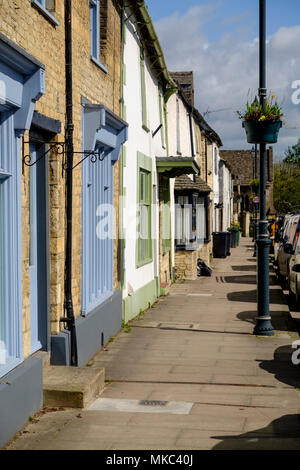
<box><xmin>6</xmin><ymin>238</ymin><xmax>300</xmax><ymax>451</ymax></box>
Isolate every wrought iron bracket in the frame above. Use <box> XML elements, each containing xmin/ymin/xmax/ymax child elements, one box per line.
<box><xmin>22</xmin><ymin>136</ymin><xmax>106</xmax><ymax>175</ymax></box>
<box><xmin>64</xmin><ymin>147</ymin><xmax>106</xmax><ymax>172</ymax></box>
<box><xmin>22</xmin><ymin>136</ymin><xmax>65</xmax><ymax>175</ymax></box>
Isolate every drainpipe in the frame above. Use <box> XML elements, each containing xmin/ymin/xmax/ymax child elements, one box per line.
<box><xmin>63</xmin><ymin>0</ymin><xmax>78</xmax><ymax>366</ymax></box>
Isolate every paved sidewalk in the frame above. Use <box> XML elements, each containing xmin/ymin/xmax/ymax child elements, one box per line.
<box><xmin>6</xmin><ymin>238</ymin><xmax>300</xmax><ymax>450</ymax></box>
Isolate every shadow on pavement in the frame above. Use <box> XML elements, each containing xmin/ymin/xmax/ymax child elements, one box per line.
<box><xmin>236</xmin><ymin>310</ymin><xmax>256</xmax><ymax>325</ymax></box>
<box><xmin>224</xmin><ymin>275</ymin><xmax>278</xmax><ymax>286</ymax></box>
<box><xmin>236</xmin><ymin>309</ymin><xmax>299</xmax><ymax>333</ymax></box>
<box><xmin>212</xmin><ymin>414</ymin><xmax>300</xmax><ymax>450</ymax></box>
<box><xmin>258</xmin><ymin>345</ymin><xmax>300</xmax><ymax>388</ymax></box>
<box><xmin>227</xmin><ymin>289</ymin><xmax>285</xmax><ymax>304</ymax></box>
<box><xmin>231</xmin><ymin>265</ymin><xmax>257</xmax><ymax>272</ymax></box>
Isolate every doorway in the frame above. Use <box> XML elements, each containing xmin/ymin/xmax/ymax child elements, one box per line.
<box><xmin>29</xmin><ymin>143</ymin><xmax>49</xmax><ymax>353</ymax></box>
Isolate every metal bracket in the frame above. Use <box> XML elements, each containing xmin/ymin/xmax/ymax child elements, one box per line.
<box><xmin>66</xmin><ymin>147</ymin><xmax>106</xmax><ymax>171</ymax></box>
<box><xmin>152</xmin><ymin>124</ymin><xmax>162</xmax><ymax>138</ymax></box>
<box><xmin>258</xmin><ymin>87</ymin><xmax>267</xmax><ymax>97</ymax></box>
<box><xmin>22</xmin><ymin>137</ymin><xmax>65</xmax><ymax>175</ymax></box>
<box><xmin>22</xmin><ymin>136</ymin><xmax>106</xmax><ymax>175</ymax></box>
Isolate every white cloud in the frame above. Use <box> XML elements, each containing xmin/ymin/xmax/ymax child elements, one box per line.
<box><xmin>155</xmin><ymin>8</ymin><xmax>300</xmax><ymax>158</ymax></box>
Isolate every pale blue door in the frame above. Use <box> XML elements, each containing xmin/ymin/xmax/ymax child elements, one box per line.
<box><xmin>82</xmin><ymin>149</ymin><xmax>114</xmax><ymax>315</ymax></box>
<box><xmin>29</xmin><ymin>145</ymin><xmax>42</xmax><ymax>354</ymax></box>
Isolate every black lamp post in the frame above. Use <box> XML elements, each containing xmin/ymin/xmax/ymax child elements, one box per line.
<box><xmin>251</xmin><ymin>144</ymin><xmax>259</xmax><ymax>257</ymax></box>
<box><xmin>253</xmin><ymin>0</ymin><xmax>274</xmax><ymax>336</ymax></box>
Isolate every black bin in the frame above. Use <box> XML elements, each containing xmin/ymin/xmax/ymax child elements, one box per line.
<box><xmin>229</xmin><ymin>229</ymin><xmax>237</xmax><ymax>248</ymax></box>
<box><xmin>225</xmin><ymin>231</ymin><xmax>231</xmax><ymax>255</ymax></box>
<box><xmin>213</xmin><ymin>232</ymin><xmax>228</xmax><ymax>258</ymax></box>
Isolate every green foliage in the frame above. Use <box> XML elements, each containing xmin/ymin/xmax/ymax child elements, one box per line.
<box><xmin>283</xmin><ymin>138</ymin><xmax>300</xmax><ymax>165</ymax></box>
<box><xmin>237</xmin><ymin>94</ymin><xmax>283</xmax><ymax>122</ymax></box>
<box><xmin>273</xmin><ymin>162</ymin><xmax>300</xmax><ymax>213</ymax></box>
<box><xmin>249</xmin><ymin>179</ymin><xmax>260</xmax><ymax>192</ymax></box>
<box><xmin>122</xmin><ymin>320</ymin><xmax>131</xmax><ymax>333</ymax></box>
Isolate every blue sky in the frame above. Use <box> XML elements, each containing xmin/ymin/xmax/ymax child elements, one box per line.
<box><xmin>146</xmin><ymin>0</ymin><xmax>300</xmax><ymax>42</ymax></box>
<box><xmin>145</xmin><ymin>0</ymin><xmax>300</xmax><ymax>157</ymax></box>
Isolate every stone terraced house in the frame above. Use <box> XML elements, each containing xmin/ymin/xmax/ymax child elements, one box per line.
<box><xmin>0</xmin><ymin>0</ymin><xmax>126</xmax><ymax>447</ymax></box>
<box><xmin>220</xmin><ymin>148</ymin><xmax>274</xmax><ymax>236</ymax></box>
<box><xmin>0</xmin><ymin>0</ymin><xmax>226</xmax><ymax>448</ymax></box>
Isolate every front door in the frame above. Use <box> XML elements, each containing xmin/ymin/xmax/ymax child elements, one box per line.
<box><xmin>82</xmin><ymin>149</ymin><xmax>114</xmax><ymax>315</ymax></box>
<box><xmin>29</xmin><ymin>144</ymin><xmax>49</xmax><ymax>353</ymax></box>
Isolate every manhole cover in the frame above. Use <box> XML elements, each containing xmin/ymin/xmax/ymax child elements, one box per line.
<box><xmin>139</xmin><ymin>400</ymin><xmax>168</xmax><ymax>406</ymax></box>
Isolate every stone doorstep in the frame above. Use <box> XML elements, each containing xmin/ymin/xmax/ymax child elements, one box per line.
<box><xmin>43</xmin><ymin>366</ymin><xmax>105</xmax><ymax>409</ymax></box>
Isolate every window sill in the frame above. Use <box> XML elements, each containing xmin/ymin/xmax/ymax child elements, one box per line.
<box><xmin>91</xmin><ymin>57</ymin><xmax>108</xmax><ymax>74</ymax></box>
<box><xmin>142</xmin><ymin>124</ymin><xmax>150</xmax><ymax>133</ymax></box>
<box><xmin>175</xmin><ymin>242</ymin><xmax>199</xmax><ymax>251</ymax></box>
<box><xmin>136</xmin><ymin>256</ymin><xmax>153</xmax><ymax>269</ymax></box>
<box><xmin>31</xmin><ymin>0</ymin><xmax>60</xmax><ymax>26</ymax></box>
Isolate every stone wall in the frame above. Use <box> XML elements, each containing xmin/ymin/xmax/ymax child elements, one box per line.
<box><xmin>0</xmin><ymin>0</ymin><xmax>122</xmax><ymax>353</ymax></box>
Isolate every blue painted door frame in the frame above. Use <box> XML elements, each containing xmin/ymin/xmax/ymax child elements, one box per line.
<box><xmin>82</xmin><ymin>149</ymin><xmax>114</xmax><ymax>315</ymax></box>
<box><xmin>81</xmin><ymin>103</ymin><xmax>128</xmax><ymax>318</ymax></box>
<box><xmin>0</xmin><ymin>34</ymin><xmax>45</xmax><ymax>378</ymax></box>
<box><xmin>29</xmin><ymin>143</ymin><xmax>49</xmax><ymax>353</ymax></box>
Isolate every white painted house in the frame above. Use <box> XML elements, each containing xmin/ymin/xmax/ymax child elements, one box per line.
<box><xmin>121</xmin><ymin>1</ymin><xmax>181</xmax><ymax>321</ymax></box>
<box><xmin>212</xmin><ymin>143</ymin><xmax>221</xmax><ymax>233</ymax></box>
<box><xmin>167</xmin><ymin>72</ymin><xmax>217</xmax><ymax>280</ymax></box>
<box><xmin>219</xmin><ymin>158</ymin><xmax>234</xmax><ymax>232</ymax></box>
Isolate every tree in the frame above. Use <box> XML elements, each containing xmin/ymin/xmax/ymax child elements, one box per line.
<box><xmin>273</xmin><ymin>162</ymin><xmax>300</xmax><ymax>213</ymax></box>
<box><xmin>283</xmin><ymin>138</ymin><xmax>300</xmax><ymax>165</ymax></box>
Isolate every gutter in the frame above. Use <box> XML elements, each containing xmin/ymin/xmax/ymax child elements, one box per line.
<box><xmin>126</xmin><ymin>1</ymin><xmax>177</xmax><ymax>101</ymax></box>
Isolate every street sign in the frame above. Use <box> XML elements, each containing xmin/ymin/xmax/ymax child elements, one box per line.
<box><xmin>253</xmin><ymin>196</ymin><xmax>260</xmax><ymax>204</ymax></box>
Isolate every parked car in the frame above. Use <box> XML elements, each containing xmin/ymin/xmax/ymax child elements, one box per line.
<box><xmin>276</xmin><ymin>214</ymin><xmax>300</xmax><ymax>285</ymax></box>
<box><xmin>273</xmin><ymin>215</ymin><xmax>285</xmax><ymax>263</ymax></box>
<box><xmin>288</xmin><ymin>234</ymin><xmax>300</xmax><ymax>311</ymax></box>
<box><xmin>267</xmin><ymin>217</ymin><xmax>275</xmax><ymax>254</ymax></box>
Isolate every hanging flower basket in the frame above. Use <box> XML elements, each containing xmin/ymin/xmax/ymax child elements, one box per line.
<box><xmin>242</xmin><ymin>120</ymin><xmax>282</xmax><ymax>144</ymax></box>
<box><xmin>237</xmin><ymin>93</ymin><xmax>283</xmax><ymax>144</ymax></box>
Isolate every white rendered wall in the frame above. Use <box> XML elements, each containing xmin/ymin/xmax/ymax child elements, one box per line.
<box><xmin>212</xmin><ymin>144</ymin><xmax>220</xmax><ymax>232</ymax></box>
<box><xmin>167</xmin><ymin>92</ymin><xmax>194</xmax><ymax>270</ymax></box>
<box><xmin>122</xmin><ymin>11</ymin><xmax>167</xmax><ymax>298</ymax></box>
<box><xmin>167</xmin><ymin>93</ymin><xmax>192</xmax><ymax>157</ymax></box>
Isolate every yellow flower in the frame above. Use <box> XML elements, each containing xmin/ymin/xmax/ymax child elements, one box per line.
<box><xmin>259</xmin><ymin>115</ymin><xmax>266</xmax><ymax>121</ymax></box>
<box><xmin>271</xmin><ymin>94</ymin><xmax>276</xmax><ymax>99</ymax></box>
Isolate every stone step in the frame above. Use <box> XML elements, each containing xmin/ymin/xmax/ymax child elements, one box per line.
<box><xmin>43</xmin><ymin>366</ymin><xmax>105</xmax><ymax>408</ymax></box>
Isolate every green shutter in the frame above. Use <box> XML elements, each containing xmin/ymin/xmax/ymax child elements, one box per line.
<box><xmin>136</xmin><ymin>152</ymin><xmax>153</xmax><ymax>268</ymax></box>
